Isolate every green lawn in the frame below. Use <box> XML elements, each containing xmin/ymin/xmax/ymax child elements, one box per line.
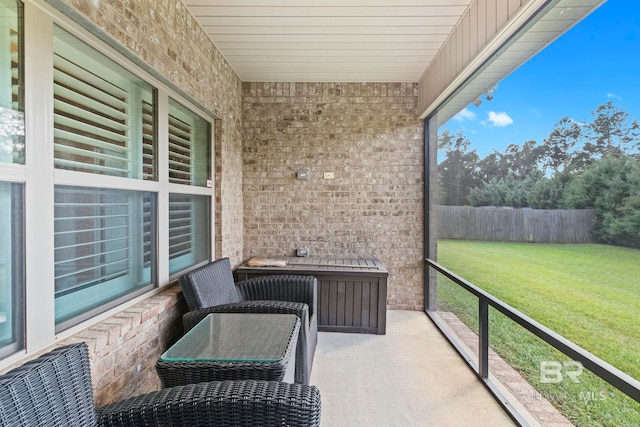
<box><xmin>436</xmin><ymin>240</ymin><xmax>640</xmax><ymax>427</ymax></box>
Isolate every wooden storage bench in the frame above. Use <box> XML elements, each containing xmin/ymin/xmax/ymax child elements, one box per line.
<box><xmin>236</xmin><ymin>257</ymin><xmax>388</xmax><ymax>335</ymax></box>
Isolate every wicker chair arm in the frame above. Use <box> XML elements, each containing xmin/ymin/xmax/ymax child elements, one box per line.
<box><xmin>183</xmin><ymin>300</ymin><xmax>309</xmax><ymax>332</ymax></box>
<box><xmin>96</xmin><ymin>380</ymin><xmax>321</xmax><ymax>427</ymax></box>
<box><xmin>236</xmin><ymin>275</ymin><xmax>317</xmax><ymax>317</ymax></box>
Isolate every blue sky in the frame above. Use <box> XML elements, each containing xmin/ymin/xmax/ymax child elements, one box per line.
<box><xmin>440</xmin><ymin>0</ymin><xmax>640</xmax><ymax>158</ymax></box>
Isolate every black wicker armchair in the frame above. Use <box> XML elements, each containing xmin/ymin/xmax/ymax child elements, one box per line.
<box><xmin>0</xmin><ymin>342</ymin><xmax>321</xmax><ymax>427</ymax></box>
<box><xmin>179</xmin><ymin>257</ymin><xmax>318</xmax><ymax>385</ymax></box>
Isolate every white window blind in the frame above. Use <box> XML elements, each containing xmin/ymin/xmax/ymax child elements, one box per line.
<box><xmin>0</xmin><ymin>0</ymin><xmax>24</xmax><ymax>165</ymax></box>
<box><xmin>53</xmin><ymin>54</ymin><xmax>131</xmax><ymax>176</ymax></box>
<box><xmin>52</xmin><ymin>26</ymin><xmax>155</xmax><ymax>180</ymax></box>
<box><xmin>54</xmin><ymin>187</ymin><xmax>130</xmax><ymax>295</ymax></box>
<box><xmin>54</xmin><ymin>186</ymin><xmax>155</xmax><ymax>326</ymax></box>
<box><xmin>142</xmin><ymin>98</ymin><xmax>155</xmax><ymax>180</ymax></box>
<box><xmin>168</xmin><ymin>193</ymin><xmax>193</xmax><ymax>260</ymax></box>
<box><xmin>168</xmin><ymin>193</ymin><xmax>209</xmax><ymax>275</ymax></box>
<box><xmin>168</xmin><ymin>112</ymin><xmax>192</xmax><ymax>185</ymax></box>
<box><xmin>168</xmin><ymin>98</ymin><xmax>210</xmax><ymax>187</ymax></box>
<box><xmin>168</xmin><ymin>110</ymin><xmax>195</xmax><ymax>264</ymax></box>
<box><xmin>10</xmin><ymin>25</ymin><xmax>18</xmax><ymax>109</ymax></box>
<box><xmin>0</xmin><ymin>182</ymin><xmax>24</xmax><ymax>358</ymax></box>
<box><xmin>0</xmin><ymin>0</ymin><xmax>24</xmax><ymax>359</ymax></box>
<box><xmin>167</xmin><ymin>99</ymin><xmax>211</xmax><ymax>275</ymax></box>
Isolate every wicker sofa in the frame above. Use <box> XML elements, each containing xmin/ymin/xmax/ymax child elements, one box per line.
<box><xmin>0</xmin><ymin>342</ymin><xmax>321</xmax><ymax>427</ymax></box>
<box><xmin>180</xmin><ymin>257</ymin><xmax>318</xmax><ymax>385</ymax></box>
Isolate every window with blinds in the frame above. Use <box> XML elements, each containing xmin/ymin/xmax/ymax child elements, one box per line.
<box><xmin>0</xmin><ymin>0</ymin><xmax>24</xmax><ymax>359</ymax></box>
<box><xmin>168</xmin><ymin>99</ymin><xmax>211</xmax><ymax>276</ymax></box>
<box><xmin>168</xmin><ymin>98</ymin><xmax>210</xmax><ymax>187</ymax></box>
<box><xmin>168</xmin><ymin>113</ymin><xmax>193</xmax><ymax>185</ymax></box>
<box><xmin>168</xmin><ymin>193</ymin><xmax>209</xmax><ymax>275</ymax></box>
<box><xmin>51</xmin><ymin>26</ymin><xmax>157</xmax><ymax>330</ymax></box>
<box><xmin>0</xmin><ymin>0</ymin><xmax>24</xmax><ymax>165</ymax></box>
<box><xmin>0</xmin><ymin>3</ymin><xmax>217</xmax><ymax>355</ymax></box>
<box><xmin>53</xmin><ymin>26</ymin><xmax>155</xmax><ymax>180</ymax></box>
<box><xmin>0</xmin><ymin>183</ymin><xmax>24</xmax><ymax>358</ymax></box>
<box><xmin>54</xmin><ymin>186</ymin><xmax>155</xmax><ymax>328</ymax></box>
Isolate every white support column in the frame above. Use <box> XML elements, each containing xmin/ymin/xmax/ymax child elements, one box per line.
<box><xmin>209</xmin><ymin>120</ymin><xmax>216</xmax><ymax>261</ymax></box>
<box><xmin>156</xmin><ymin>91</ymin><xmax>170</xmax><ymax>287</ymax></box>
<box><xmin>23</xmin><ymin>3</ymin><xmax>55</xmax><ymax>351</ymax></box>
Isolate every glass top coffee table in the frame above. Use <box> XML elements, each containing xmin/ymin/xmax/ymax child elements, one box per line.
<box><xmin>156</xmin><ymin>313</ymin><xmax>300</xmax><ymax>387</ymax></box>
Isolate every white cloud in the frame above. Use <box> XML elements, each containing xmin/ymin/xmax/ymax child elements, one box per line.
<box><xmin>487</xmin><ymin>111</ymin><xmax>513</xmax><ymax>127</ymax></box>
<box><xmin>607</xmin><ymin>92</ymin><xmax>622</xmax><ymax>101</ymax></box>
<box><xmin>453</xmin><ymin>107</ymin><xmax>477</xmax><ymax>122</ymax></box>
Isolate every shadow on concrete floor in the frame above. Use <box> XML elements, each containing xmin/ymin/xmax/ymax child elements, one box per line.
<box><xmin>311</xmin><ymin>310</ymin><xmax>517</xmax><ymax>427</ymax></box>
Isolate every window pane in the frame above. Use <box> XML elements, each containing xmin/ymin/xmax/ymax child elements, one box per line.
<box><xmin>168</xmin><ymin>98</ymin><xmax>210</xmax><ymax>187</ymax></box>
<box><xmin>53</xmin><ymin>26</ymin><xmax>156</xmax><ymax>180</ymax></box>
<box><xmin>0</xmin><ymin>0</ymin><xmax>24</xmax><ymax>165</ymax></box>
<box><xmin>0</xmin><ymin>182</ymin><xmax>23</xmax><ymax>357</ymax></box>
<box><xmin>54</xmin><ymin>186</ymin><xmax>156</xmax><ymax>329</ymax></box>
<box><xmin>169</xmin><ymin>193</ymin><xmax>209</xmax><ymax>275</ymax></box>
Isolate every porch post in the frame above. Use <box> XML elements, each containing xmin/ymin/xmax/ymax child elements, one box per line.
<box><xmin>424</xmin><ymin>114</ymin><xmax>438</xmax><ymax>311</ymax></box>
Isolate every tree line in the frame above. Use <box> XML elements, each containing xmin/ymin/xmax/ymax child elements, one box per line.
<box><xmin>438</xmin><ymin>101</ymin><xmax>640</xmax><ymax>248</ymax></box>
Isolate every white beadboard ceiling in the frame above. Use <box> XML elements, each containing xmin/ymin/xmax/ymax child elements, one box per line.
<box><xmin>183</xmin><ymin>0</ymin><xmax>474</xmax><ymax>82</ymax></box>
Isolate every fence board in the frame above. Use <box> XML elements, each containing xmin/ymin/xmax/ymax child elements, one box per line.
<box><xmin>437</xmin><ymin>206</ymin><xmax>595</xmax><ymax>243</ymax></box>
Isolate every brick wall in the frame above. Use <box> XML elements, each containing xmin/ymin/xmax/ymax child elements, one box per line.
<box><xmin>3</xmin><ymin>286</ymin><xmax>187</xmax><ymax>407</ymax></box>
<box><xmin>242</xmin><ymin>82</ymin><xmax>425</xmax><ymax>309</ymax></box>
<box><xmin>56</xmin><ymin>287</ymin><xmax>187</xmax><ymax>406</ymax></box>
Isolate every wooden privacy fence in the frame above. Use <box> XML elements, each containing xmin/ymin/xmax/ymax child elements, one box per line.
<box><xmin>437</xmin><ymin>206</ymin><xmax>596</xmax><ymax>243</ymax></box>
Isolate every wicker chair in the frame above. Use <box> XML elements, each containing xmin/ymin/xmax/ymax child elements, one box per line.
<box><xmin>180</xmin><ymin>257</ymin><xmax>318</xmax><ymax>385</ymax></box>
<box><xmin>0</xmin><ymin>342</ymin><xmax>321</xmax><ymax>427</ymax></box>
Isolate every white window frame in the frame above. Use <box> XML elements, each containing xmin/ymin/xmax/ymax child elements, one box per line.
<box><xmin>0</xmin><ymin>0</ymin><xmax>216</xmax><ymax>361</ymax></box>
<box><xmin>0</xmin><ymin>0</ymin><xmax>25</xmax><ymax>360</ymax></box>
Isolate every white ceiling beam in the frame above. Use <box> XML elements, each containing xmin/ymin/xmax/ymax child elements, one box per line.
<box><xmin>208</xmin><ymin>34</ymin><xmax>448</xmax><ymax>43</ymax></box>
<box><xmin>188</xmin><ymin>6</ymin><xmax>468</xmax><ymax>17</ymax></box>
<box><xmin>221</xmin><ymin>49</ymin><xmax>436</xmax><ymax>57</ymax></box>
<box><xmin>193</xmin><ymin>16</ymin><xmax>461</xmax><ymax>27</ymax></box>
<box><xmin>213</xmin><ymin>42</ymin><xmax>441</xmax><ymax>50</ymax></box>
<box><xmin>186</xmin><ymin>0</ymin><xmax>470</xmax><ymax>6</ymax></box>
<box><xmin>201</xmin><ymin>25</ymin><xmax>455</xmax><ymax>35</ymax></box>
<box><xmin>239</xmin><ymin>72</ymin><xmax>420</xmax><ymax>82</ymax></box>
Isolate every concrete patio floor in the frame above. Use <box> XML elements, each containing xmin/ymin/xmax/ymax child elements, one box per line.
<box><xmin>310</xmin><ymin>310</ymin><xmax>517</xmax><ymax>427</ymax></box>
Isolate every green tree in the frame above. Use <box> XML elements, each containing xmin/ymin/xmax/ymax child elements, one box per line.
<box><xmin>467</xmin><ymin>176</ymin><xmax>509</xmax><ymax>206</ymax></box>
<box><xmin>583</xmin><ymin>101</ymin><xmax>640</xmax><ymax>159</ymax></box>
<box><xmin>528</xmin><ymin>171</ymin><xmax>573</xmax><ymax>209</ymax></box>
<box><xmin>467</xmin><ymin>171</ymin><xmax>544</xmax><ymax>208</ymax></box>
<box><xmin>562</xmin><ymin>155</ymin><xmax>640</xmax><ymax>247</ymax></box>
<box><xmin>438</xmin><ymin>129</ymin><xmax>480</xmax><ymax>205</ymax></box>
<box><xmin>501</xmin><ymin>140</ymin><xmax>545</xmax><ymax>179</ymax></box>
<box><xmin>541</xmin><ymin>117</ymin><xmax>583</xmax><ymax>174</ymax></box>
<box><xmin>477</xmin><ymin>150</ymin><xmax>507</xmax><ymax>181</ymax></box>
